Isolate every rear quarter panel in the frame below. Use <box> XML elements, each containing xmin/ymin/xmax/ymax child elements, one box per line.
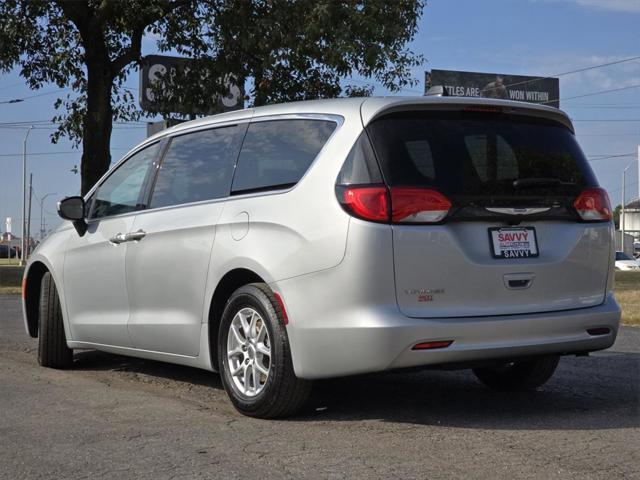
<box><xmin>204</xmin><ymin>113</ymin><xmax>364</xmax><ymax>312</ymax></box>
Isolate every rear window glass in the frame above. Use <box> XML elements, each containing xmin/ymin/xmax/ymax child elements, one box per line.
<box><xmin>366</xmin><ymin>111</ymin><xmax>597</xmax><ymax>198</ymax></box>
<box><xmin>231</xmin><ymin>119</ymin><xmax>336</xmax><ymax>193</ymax></box>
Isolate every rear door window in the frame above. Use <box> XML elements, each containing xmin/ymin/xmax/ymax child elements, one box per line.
<box><xmin>366</xmin><ymin>111</ymin><xmax>596</xmax><ymax>201</ymax></box>
<box><xmin>150</xmin><ymin>124</ymin><xmax>244</xmax><ymax>209</ymax></box>
<box><xmin>231</xmin><ymin>119</ymin><xmax>336</xmax><ymax>194</ymax></box>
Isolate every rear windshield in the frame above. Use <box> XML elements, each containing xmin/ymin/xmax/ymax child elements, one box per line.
<box><xmin>366</xmin><ymin>111</ymin><xmax>597</xmax><ymax>198</ymax></box>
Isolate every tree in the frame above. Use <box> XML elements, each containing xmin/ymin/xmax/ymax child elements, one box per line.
<box><xmin>613</xmin><ymin>204</ymin><xmax>622</xmax><ymax>230</ymax></box>
<box><xmin>0</xmin><ymin>0</ymin><xmax>424</xmax><ymax>195</ymax></box>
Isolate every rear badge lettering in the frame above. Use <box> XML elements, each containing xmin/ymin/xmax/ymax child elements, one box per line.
<box><xmin>404</xmin><ymin>289</ymin><xmax>444</xmax><ymax>302</ymax></box>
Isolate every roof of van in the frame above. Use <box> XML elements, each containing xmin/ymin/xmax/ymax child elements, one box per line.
<box><xmin>147</xmin><ymin>96</ymin><xmax>574</xmax><ymax>143</ymax></box>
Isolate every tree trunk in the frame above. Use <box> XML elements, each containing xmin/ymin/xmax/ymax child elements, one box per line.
<box><xmin>80</xmin><ymin>63</ymin><xmax>113</xmax><ymax>196</ymax></box>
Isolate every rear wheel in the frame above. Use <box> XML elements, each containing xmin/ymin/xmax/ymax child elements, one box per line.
<box><xmin>472</xmin><ymin>355</ymin><xmax>559</xmax><ymax>391</ymax></box>
<box><xmin>218</xmin><ymin>283</ymin><xmax>311</xmax><ymax>418</ymax></box>
<box><xmin>38</xmin><ymin>272</ymin><xmax>73</xmax><ymax>369</ymax></box>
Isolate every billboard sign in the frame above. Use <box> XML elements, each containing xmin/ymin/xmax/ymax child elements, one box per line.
<box><xmin>426</xmin><ymin>69</ymin><xmax>560</xmax><ymax>108</ymax></box>
<box><xmin>139</xmin><ymin>55</ymin><xmax>244</xmax><ymax>115</ymax></box>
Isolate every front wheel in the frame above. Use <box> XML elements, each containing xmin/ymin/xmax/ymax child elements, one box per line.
<box><xmin>38</xmin><ymin>272</ymin><xmax>73</xmax><ymax>369</ymax></box>
<box><xmin>472</xmin><ymin>355</ymin><xmax>559</xmax><ymax>391</ymax></box>
<box><xmin>218</xmin><ymin>283</ymin><xmax>311</xmax><ymax>418</ymax></box>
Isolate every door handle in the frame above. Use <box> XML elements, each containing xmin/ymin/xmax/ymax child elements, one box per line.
<box><xmin>503</xmin><ymin>273</ymin><xmax>535</xmax><ymax>290</ymax></box>
<box><xmin>109</xmin><ymin>233</ymin><xmax>127</xmax><ymax>245</ymax></box>
<box><xmin>126</xmin><ymin>229</ymin><xmax>147</xmax><ymax>242</ymax></box>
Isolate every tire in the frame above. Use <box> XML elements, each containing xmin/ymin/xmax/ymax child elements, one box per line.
<box><xmin>472</xmin><ymin>355</ymin><xmax>559</xmax><ymax>391</ymax></box>
<box><xmin>38</xmin><ymin>272</ymin><xmax>73</xmax><ymax>369</ymax></box>
<box><xmin>218</xmin><ymin>283</ymin><xmax>311</xmax><ymax>418</ymax></box>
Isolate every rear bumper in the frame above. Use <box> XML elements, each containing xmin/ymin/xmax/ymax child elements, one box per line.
<box><xmin>283</xmin><ymin>293</ymin><xmax>620</xmax><ymax>380</ymax></box>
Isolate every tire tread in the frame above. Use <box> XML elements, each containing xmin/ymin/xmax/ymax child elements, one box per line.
<box><xmin>219</xmin><ymin>283</ymin><xmax>311</xmax><ymax>418</ymax></box>
<box><xmin>38</xmin><ymin>272</ymin><xmax>73</xmax><ymax>369</ymax></box>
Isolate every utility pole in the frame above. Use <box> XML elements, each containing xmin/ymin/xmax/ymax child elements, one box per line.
<box><xmin>621</xmin><ymin>170</ymin><xmax>625</xmax><ymax>253</ymax></box>
<box><xmin>621</xmin><ymin>161</ymin><xmax>635</xmax><ymax>254</ymax></box>
<box><xmin>40</xmin><ymin>193</ymin><xmax>56</xmax><ymax>240</ymax></box>
<box><xmin>26</xmin><ymin>174</ymin><xmax>33</xmax><ymax>259</ymax></box>
<box><xmin>21</xmin><ymin>125</ymin><xmax>34</xmax><ymax>265</ymax></box>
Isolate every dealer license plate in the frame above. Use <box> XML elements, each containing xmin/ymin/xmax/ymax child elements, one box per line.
<box><xmin>489</xmin><ymin>227</ymin><xmax>539</xmax><ymax>259</ymax></box>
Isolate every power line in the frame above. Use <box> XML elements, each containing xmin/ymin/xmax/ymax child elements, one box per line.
<box><xmin>0</xmin><ymin>119</ymin><xmax>147</xmax><ymax>126</ymax></box>
<box><xmin>486</xmin><ymin>55</ymin><xmax>640</xmax><ymax>93</ymax></box>
<box><xmin>0</xmin><ymin>88</ymin><xmax>72</xmax><ymax>104</ymax></box>
<box><xmin>543</xmin><ymin>84</ymin><xmax>640</xmax><ymax>104</ymax></box>
<box><xmin>587</xmin><ymin>153</ymin><xmax>637</xmax><ymax>162</ymax></box>
<box><xmin>577</xmin><ymin>133</ymin><xmax>640</xmax><ymax>137</ymax></box>
<box><xmin>0</xmin><ymin>81</ymin><xmax>29</xmax><ymax>91</ymax></box>
<box><xmin>0</xmin><ymin>148</ymin><xmax>128</xmax><ymax>158</ymax></box>
<box><xmin>572</xmin><ymin>118</ymin><xmax>640</xmax><ymax>122</ymax></box>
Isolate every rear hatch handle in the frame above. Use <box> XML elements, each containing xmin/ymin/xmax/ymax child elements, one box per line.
<box><xmin>504</xmin><ymin>272</ymin><xmax>535</xmax><ymax>290</ymax></box>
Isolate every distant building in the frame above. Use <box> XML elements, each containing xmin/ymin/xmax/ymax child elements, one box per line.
<box><xmin>622</xmin><ymin>198</ymin><xmax>640</xmax><ymax>236</ymax></box>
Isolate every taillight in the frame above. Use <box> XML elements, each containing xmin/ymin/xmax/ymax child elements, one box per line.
<box><xmin>390</xmin><ymin>188</ymin><xmax>452</xmax><ymax>223</ymax></box>
<box><xmin>573</xmin><ymin>188</ymin><xmax>612</xmax><ymax>221</ymax></box>
<box><xmin>412</xmin><ymin>340</ymin><xmax>453</xmax><ymax>350</ymax></box>
<box><xmin>337</xmin><ymin>185</ymin><xmax>452</xmax><ymax>224</ymax></box>
<box><xmin>338</xmin><ymin>186</ymin><xmax>389</xmax><ymax>222</ymax></box>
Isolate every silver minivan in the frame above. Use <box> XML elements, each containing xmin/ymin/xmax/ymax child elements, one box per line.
<box><xmin>23</xmin><ymin>97</ymin><xmax>621</xmax><ymax>418</ymax></box>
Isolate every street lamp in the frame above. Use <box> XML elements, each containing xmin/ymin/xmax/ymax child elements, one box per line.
<box><xmin>21</xmin><ymin>125</ymin><xmax>34</xmax><ymax>265</ymax></box>
<box><xmin>621</xmin><ymin>161</ymin><xmax>635</xmax><ymax>254</ymax></box>
<box><xmin>40</xmin><ymin>193</ymin><xmax>57</xmax><ymax>241</ymax></box>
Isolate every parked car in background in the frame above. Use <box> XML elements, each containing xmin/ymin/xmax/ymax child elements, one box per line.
<box><xmin>615</xmin><ymin>251</ymin><xmax>640</xmax><ymax>271</ymax></box>
<box><xmin>0</xmin><ymin>245</ymin><xmax>17</xmax><ymax>258</ymax></box>
<box><xmin>22</xmin><ymin>96</ymin><xmax>620</xmax><ymax>418</ymax></box>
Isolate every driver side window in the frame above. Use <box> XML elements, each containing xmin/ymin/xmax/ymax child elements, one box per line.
<box><xmin>90</xmin><ymin>143</ymin><xmax>159</xmax><ymax>219</ymax></box>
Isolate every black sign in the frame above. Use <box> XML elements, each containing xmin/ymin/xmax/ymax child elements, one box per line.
<box><xmin>426</xmin><ymin>69</ymin><xmax>560</xmax><ymax>108</ymax></box>
<box><xmin>139</xmin><ymin>55</ymin><xmax>244</xmax><ymax>115</ymax></box>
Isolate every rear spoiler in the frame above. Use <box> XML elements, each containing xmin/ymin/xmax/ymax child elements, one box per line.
<box><xmin>360</xmin><ymin>96</ymin><xmax>574</xmax><ymax>133</ymax></box>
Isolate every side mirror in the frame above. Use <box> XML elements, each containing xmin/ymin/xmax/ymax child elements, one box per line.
<box><xmin>58</xmin><ymin>196</ymin><xmax>87</xmax><ymax>236</ymax></box>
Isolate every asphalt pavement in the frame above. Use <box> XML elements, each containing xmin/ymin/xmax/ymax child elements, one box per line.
<box><xmin>0</xmin><ymin>294</ymin><xmax>638</xmax><ymax>480</ymax></box>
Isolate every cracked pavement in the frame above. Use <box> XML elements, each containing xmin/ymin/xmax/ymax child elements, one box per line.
<box><xmin>0</xmin><ymin>295</ymin><xmax>638</xmax><ymax>479</ymax></box>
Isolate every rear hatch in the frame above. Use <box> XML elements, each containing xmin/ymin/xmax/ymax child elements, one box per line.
<box><xmin>366</xmin><ymin>108</ymin><xmax>612</xmax><ymax>318</ymax></box>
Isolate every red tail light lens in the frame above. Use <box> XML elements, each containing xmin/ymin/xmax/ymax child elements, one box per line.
<box><xmin>412</xmin><ymin>340</ymin><xmax>453</xmax><ymax>350</ymax></box>
<box><xmin>340</xmin><ymin>186</ymin><xmax>389</xmax><ymax>222</ymax></box>
<box><xmin>573</xmin><ymin>188</ymin><xmax>612</xmax><ymax>221</ymax></box>
<box><xmin>338</xmin><ymin>186</ymin><xmax>452</xmax><ymax>224</ymax></box>
<box><xmin>390</xmin><ymin>188</ymin><xmax>452</xmax><ymax>223</ymax></box>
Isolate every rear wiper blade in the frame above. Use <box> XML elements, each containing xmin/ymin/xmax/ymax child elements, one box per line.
<box><xmin>512</xmin><ymin>177</ymin><xmax>576</xmax><ymax>188</ymax></box>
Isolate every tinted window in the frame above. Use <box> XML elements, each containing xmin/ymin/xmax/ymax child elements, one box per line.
<box><xmin>150</xmin><ymin>125</ymin><xmax>242</xmax><ymax>209</ymax></box>
<box><xmin>91</xmin><ymin>143</ymin><xmax>159</xmax><ymax>219</ymax></box>
<box><xmin>336</xmin><ymin>132</ymin><xmax>383</xmax><ymax>185</ymax></box>
<box><xmin>232</xmin><ymin>119</ymin><xmax>336</xmax><ymax>193</ymax></box>
<box><xmin>367</xmin><ymin>111</ymin><xmax>597</xmax><ymax>199</ymax></box>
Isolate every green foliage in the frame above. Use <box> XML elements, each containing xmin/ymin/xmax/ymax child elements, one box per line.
<box><xmin>613</xmin><ymin>204</ymin><xmax>621</xmax><ymax>229</ymax></box>
<box><xmin>0</xmin><ymin>0</ymin><xmax>424</xmax><ymax>192</ymax></box>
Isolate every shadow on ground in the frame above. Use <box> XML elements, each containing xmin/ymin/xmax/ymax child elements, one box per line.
<box><xmin>71</xmin><ymin>348</ymin><xmax>640</xmax><ymax>431</ymax></box>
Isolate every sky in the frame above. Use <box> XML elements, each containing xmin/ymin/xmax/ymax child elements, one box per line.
<box><xmin>0</xmin><ymin>0</ymin><xmax>639</xmax><ymax>238</ymax></box>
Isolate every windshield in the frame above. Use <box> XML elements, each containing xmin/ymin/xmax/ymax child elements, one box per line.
<box><xmin>616</xmin><ymin>252</ymin><xmax>633</xmax><ymax>261</ymax></box>
<box><xmin>366</xmin><ymin>110</ymin><xmax>597</xmax><ymax>200</ymax></box>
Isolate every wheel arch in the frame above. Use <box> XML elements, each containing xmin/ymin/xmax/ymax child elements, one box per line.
<box><xmin>207</xmin><ymin>268</ymin><xmax>266</xmax><ymax>370</ymax></box>
<box><xmin>23</xmin><ymin>261</ymin><xmax>51</xmax><ymax>338</ymax></box>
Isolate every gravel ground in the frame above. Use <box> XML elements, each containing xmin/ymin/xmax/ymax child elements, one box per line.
<box><xmin>0</xmin><ymin>294</ymin><xmax>638</xmax><ymax>480</ymax></box>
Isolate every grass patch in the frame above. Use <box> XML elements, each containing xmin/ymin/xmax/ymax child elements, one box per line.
<box><xmin>0</xmin><ymin>259</ymin><xmax>21</xmax><ymax>266</ymax></box>
<box><xmin>0</xmin><ymin>266</ymin><xmax>24</xmax><ymax>289</ymax></box>
<box><xmin>615</xmin><ymin>271</ymin><xmax>640</xmax><ymax>326</ymax></box>
<box><xmin>0</xmin><ymin>286</ymin><xmax>21</xmax><ymax>295</ymax></box>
